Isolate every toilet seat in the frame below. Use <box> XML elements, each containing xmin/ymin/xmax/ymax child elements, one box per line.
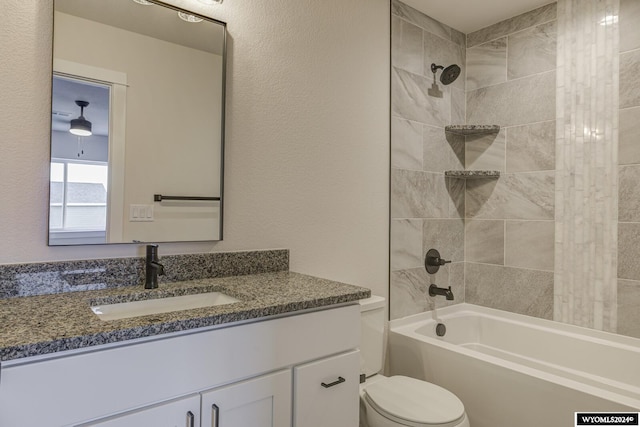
<box><xmin>363</xmin><ymin>376</ymin><xmax>466</xmax><ymax>427</ymax></box>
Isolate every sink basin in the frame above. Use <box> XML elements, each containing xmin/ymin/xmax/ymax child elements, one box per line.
<box><xmin>91</xmin><ymin>292</ymin><xmax>241</xmax><ymax>321</ymax></box>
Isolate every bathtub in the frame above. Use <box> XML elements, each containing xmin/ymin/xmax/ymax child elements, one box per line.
<box><xmin>388</xmin><ymin>303</ymin><xmax>640</xmax><ymax>427</ymax></box>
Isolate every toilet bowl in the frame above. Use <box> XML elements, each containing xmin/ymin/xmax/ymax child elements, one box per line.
<box><xmin>359</xmin><ymin>296</ymin><xmax>470</xmax><ymax>427</ymax></box>
<box><xmin>359</xmin><ymin>375</ymin><xmax>469</xmax><ymax>427</ymax></box>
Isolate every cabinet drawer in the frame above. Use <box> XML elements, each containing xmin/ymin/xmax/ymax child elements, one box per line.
<box><xmin>293</xmin><ymin>350</ymin><xmax>360</xmax><ymax>427</ymax></box>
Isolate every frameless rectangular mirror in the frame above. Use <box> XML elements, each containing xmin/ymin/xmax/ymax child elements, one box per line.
<box><xmin>49</xmin><ymin>0</ymin><xmax>226</xmax><ymax>245</ymax></box>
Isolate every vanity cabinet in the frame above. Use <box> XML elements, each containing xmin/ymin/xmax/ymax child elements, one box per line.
<box><xmin>87</xmin><ymin>370</ymin><xmax>292</xmax><ymax>427</ymax></box>
<box><xmin>0</xmin><ymin>304</ymin><xmax>360</xmax><ymax>427</ymax></box>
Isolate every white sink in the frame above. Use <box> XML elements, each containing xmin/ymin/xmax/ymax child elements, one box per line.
<box><xmin>91</xmin><ymin>292</ymin><xmax>241</xmax><ymax>321</ymax></box>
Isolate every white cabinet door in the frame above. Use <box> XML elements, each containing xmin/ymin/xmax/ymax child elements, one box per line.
<box><xmin>201</xmin><ymin>369</ymin><xmax>292</xmax><ymax>427</ymax></box>
<box><xmin>80</xmin><ymin>394</ymin><xmax>200</xmax><ymax>427</ymax></box>
<box><xmin>293</xmin><ymin>350</ymin><xmax>360</xmax><ymax>427</ymax></box>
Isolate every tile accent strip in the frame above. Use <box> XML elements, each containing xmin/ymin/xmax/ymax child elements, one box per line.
<box><xmin>555</xmin><ymin>0</ymin><xmax>619</xmax><ymax>331</ymax></box>
<box><xmin>0</xmin><ymin>249</ymin><xmax>289</xmax><ymax>299</ymax></box>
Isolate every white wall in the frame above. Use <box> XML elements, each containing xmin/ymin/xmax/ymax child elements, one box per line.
<box><xmin>0</xmin><ymin>0</ymin><xmax>390</xmax><ymax>299</ymax></box>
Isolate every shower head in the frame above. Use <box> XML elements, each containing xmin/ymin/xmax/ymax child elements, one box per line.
<box><xmin>430</xmin><ymin>63</ymin><xmax>461</xmax><ymax>85</ymax></box>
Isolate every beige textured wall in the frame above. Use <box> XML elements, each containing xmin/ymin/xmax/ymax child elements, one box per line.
<box><xmin>0</xmin><ymin>0</ymin><xmax>390</xmax><ymax>298</ymax></box>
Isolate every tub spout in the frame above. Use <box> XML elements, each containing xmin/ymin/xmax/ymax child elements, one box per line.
<box><xmin>429</xmin><ymin>284</ymin><xmax>454</xmax><ymax>300</ymax></box>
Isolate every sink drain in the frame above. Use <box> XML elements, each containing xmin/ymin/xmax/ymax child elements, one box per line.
<box><xmin>436</xmin><ymin>323</ymin><xmax>446</xmax><ymax>337</ymax></box>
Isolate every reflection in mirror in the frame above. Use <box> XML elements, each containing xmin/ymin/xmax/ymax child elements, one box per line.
<box><xmin>49</xmin><ymin>0</ymin><xmax>226</xmax><ymax>245</ymax></box>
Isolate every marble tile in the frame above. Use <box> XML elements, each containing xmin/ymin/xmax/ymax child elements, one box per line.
<box><xmin>391</xmin><ymin>219</ymin><xmax>423</xmax><ymax>271</ymax></box>
<box><xmin>392</xmin><ymin>16</ymin><xmax>423</xmax><ymax>75</ymax></box>
<box><xmin>423</xmin><ymin>125</ymin><xmax>463</xmax><ymax>173</ymax></box>
<box><xmin>391</xmin><ymin>0</ymin><xmax>453</xmax><ymax>43</ymax></box>
<box><xmin>446</xmin><ymin>173</ymin><xmax>466</xmax><ymax>219</ymax></box>
<box><xmin>466</xmin><ymin>38</ymin><xmax>507</xmax><ymax>91</ymax></box>
<box><xmin>555</xmin><ymin>0</ymin><xmax>619</xmax><ymax>332</ymax></box>
<box><xmin>618</xmin><ymin>222</ymin><xmax>640</xmax><ymax>281</ymax></box>
<box><xmin>390</xmin><ymin>264</ymin><xmax>464</xmax><ymax>320</ymax></box>
<box><xmin>506</xmin><ymin>121</ymin><xmax>555</xmax><ymax>172</ymax></box>
<box><xmin>423</xmin><ymin>30</ymin><xmax>466</xmax><ymax>91</ymax></box>
<box><xmin>390</xmin><ymin>268</ymin><xmax>431</xmax><ymax>319</ymax></box>
<box><xmin>620</xmin><ymin>106</ymin><xmax>640</xmax><ymax>165</ymax></box>
<box><xmin>617</xmin><ymin>279</ymin><xmax>640</xmax><ymax>338</ymax></box>
<box><xmin>392</xmin><ymin>117</ymin><xmax>423</xmax><ymax>170</ymax></box>
<box><xmin>465</xmin><ymin>129</ymin><xmax>506</xmax><ymax>171</ymax></box>
<box><xmin>467</xmin><ymin>3</ymin><xmax>557</xmax><ymax>48</ymax></box>
<box><xmin>465</xmin><ymin>219</ymin><xmax>505</xmax><ymax>264</ymax></box>
<box><xmin>451</xmin><ymin>29</ymin><xmax>466</xmax><ymax>47</ymax></box>
<box><xmin>448</xmin><ymin>262</ymin><xmax>465</xmax><ymax>302</ymax></box>
<box><xmin>466</xmin><ymin>171</ymin><xmax>555</xmax><ymax>220</ymax></box>
<box><xmin>391</xmin><ymin>168</ymin><xmax>447</xmax><ymax>218</ymax></box>
<box><xmin>619</xmin><ymin>165</ymin><xmax>640</xmax><ymax>222</ymax></box>
<box><xmin>423</xmin><ymin>218</ymin><xmax>464</xmax><ymax>263</ymax></box>
<box><xmin>465</xmin><ymin>263</ymin><xmax>554</xmax><ymax>319</ymax></box>
<box><xmin>505</xmin><ymin>220</ymin><xmax>554</xmax><ymax>271</ymax></box>
<box><xmin>431</xmin><ymin>261</ymin><xmax>466</xmax><ymax>309</ymax></box>
<box><xmin>466</xmin><ymin>71</ymin><xmax>556</xmax><ymax>126</ymax></box>
<box><xmin>451</xmin><ymin>87</ymin><xmax>465</xmax><ymax>124</ymax></box>
<box><xmin>465</xmin><ymin>178</ymin><xmax>499</xmax><ymax>218</ymax></box>
<box><xmin>392</xmin><ymin>67</ymin><xmax>451</xmax><ymax>126</ymax></box>
<box><xmin>507</xmin><ymin>20</ymin><xmax>557</xmax><ymax>80</ymax></box>
<box><xmin>620</xmin><ymin>0</ymin><xmax>640</xmax><ymax>53</ymax></box>
<box><xmin>447</xmin><ymin>131</ymin><xmax>466</xmax><ymax>169</ymax></box>
<box><xmin>620</xmin><ymin>50</ymin><xmax>640</xmax><ymax>109</ymax></box>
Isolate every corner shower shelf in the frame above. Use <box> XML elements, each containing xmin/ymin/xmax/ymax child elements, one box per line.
<box><xmin>445</xmin><ymin>170</ymin><xmax>501</xmax><ymax>179</ymax></box>
<box><xmin>445</xmin><ymin>125</ymin><xmax>500</xmax><ymax>136</ymax></box>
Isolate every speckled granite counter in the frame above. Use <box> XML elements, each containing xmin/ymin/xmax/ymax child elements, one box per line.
<box><xmin>0</xmin><ymin>271</ymin><xmax>370</xmax><ymax>362</ymax></box>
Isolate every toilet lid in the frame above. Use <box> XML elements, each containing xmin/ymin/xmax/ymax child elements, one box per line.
<box><xmin>364</xmin><ymin>376</ymin><xmax>465</xmax><ymax>425</ymax></box>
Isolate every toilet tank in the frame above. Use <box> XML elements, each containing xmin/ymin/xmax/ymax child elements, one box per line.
<box><xmin>359</xmin><ymin>295</ymin><xmax>386</xmax><ymax>377</ymax></box>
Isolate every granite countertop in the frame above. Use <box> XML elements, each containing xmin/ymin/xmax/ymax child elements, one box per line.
<box><xmin>0</xmin><ymin>271</ymin><xmax>370</xmax><ymax>362</ymax></box>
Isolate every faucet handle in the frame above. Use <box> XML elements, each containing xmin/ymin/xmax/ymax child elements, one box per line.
<box><xmin>425</xmin><ymin>249</ymin><xmax>451</xmax><ymax>274</ymax></box>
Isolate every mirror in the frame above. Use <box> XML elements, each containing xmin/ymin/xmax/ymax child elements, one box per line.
<box><xmin>49</xmin><ymin>0</ymin><xmax>226</xmax><ymax>245</ymax></box>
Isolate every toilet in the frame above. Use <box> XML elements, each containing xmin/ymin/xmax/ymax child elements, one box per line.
<box><xmin>359</xmin><ymin>296</ymin><xmax>470</xmax><ymax>427</ymax></box>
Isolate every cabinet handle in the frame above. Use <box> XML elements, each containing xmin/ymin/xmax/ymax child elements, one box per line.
<box><xmin>211</xmin><ymin>404</ymin><xmax>220</xmax><ymax>427</ymax></box>
<box><xmin>321</xmin><ymin>376</ymin><xmax>346</xmax><ymax>388</ymax></box>
<box><xmin>186</xmin><ymin>411</ymin><xmax>195</xmax><ymax>427</ymax></box>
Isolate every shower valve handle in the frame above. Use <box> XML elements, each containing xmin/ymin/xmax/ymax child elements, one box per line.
<box><xmin>432</xmin><ymin>257</ymin><xmax>451</xmax><ymax>266</ymax></box>
<box><xmin>425</xmin><ymin>249</ymin><xmax>451</xmax><ymax>274</ymax></box>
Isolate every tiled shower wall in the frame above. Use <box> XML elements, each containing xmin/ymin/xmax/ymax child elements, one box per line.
<box><xmin>617</xmin><ymin>0</ymin><xmax>640</xmax><ymax>338</ymax></box>
<box><xmin>463</xmin><ymin>4</ymin><xmax>558</xmax><ymax>320</ymax></box>
<box><xmin>390</xmin><ymin>0</ymin><xmax>640</xmax><ymax>338</ymax></box>
<box><xmin>555</xmin><ymin>0</ymin><xmax>619</xmax><ymax>333</ymax></box>
<box><xmin>389</xmin><ymin>0</ymin><xmax>466</xmax><ymax>319</ymax></box>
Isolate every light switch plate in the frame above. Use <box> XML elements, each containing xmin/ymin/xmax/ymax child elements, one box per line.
<box><xmin>129</xmin><ymin>204</ymin><xmax>154</xmax><ymax>222</ymax></box>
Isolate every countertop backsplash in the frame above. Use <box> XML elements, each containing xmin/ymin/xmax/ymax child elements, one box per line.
<box><xmin>0</xmin><ymin>249</ymin><xmax>289</xmax><ymax>299</ymax></box>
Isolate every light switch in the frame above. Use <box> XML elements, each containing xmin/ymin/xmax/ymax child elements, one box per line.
<box><xmin>130</xmin><ymin>204</ymin><xmax>154</xmax><ymax>222</ymax></box>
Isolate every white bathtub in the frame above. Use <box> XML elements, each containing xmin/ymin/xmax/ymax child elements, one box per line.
<box><xmin>389</xmin><ymin>303</ymin><xmax>640</xmax><ymax>427</ymax></box>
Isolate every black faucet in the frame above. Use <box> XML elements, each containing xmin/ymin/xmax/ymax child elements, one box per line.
<box><xmin>429</xmin><ymin>284</ymin><xmax>454</xmax><ymax>300</ymax></box>
<box><xmin>145</xmin><ymin>244</ymin><xmax>165</xmax><ymax>289</ymax></box>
